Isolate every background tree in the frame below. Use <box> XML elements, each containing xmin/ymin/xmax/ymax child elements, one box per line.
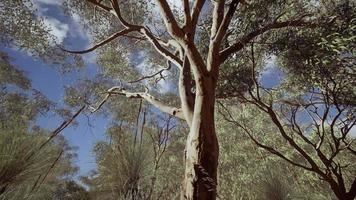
<box><xmin>218</xmin><ymin>1</ymin><xmax>355</xmax><ymax>199</ymax></box>
<box><xmin>82</xmin><ymin>110</ymin><xmax>184</xmax><ymax>200</ymax></box>
<box><xmin>217</xmin><ymin>107</ymin><xmax>335</xmax><ymax>200</ymax></box>
<box><xmin>54</xmin><ymin>180</ymin><xmax>90</xmax><ymax>200</ymax></box>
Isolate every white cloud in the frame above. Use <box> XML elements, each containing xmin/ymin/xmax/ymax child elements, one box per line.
<box><xmin>167</xmin><ymin>0</ymin><xmax>183</xmax><ymax>8</ymax></box>
<box><xmin>157</xmin><ymin>70</ymin><xmax>171</xmax><ymax>93</ymax></box>
<box><xmin>42</xmin><ymin>17</ymin><xmax>69</xmax><ymax>44</ymax></box>
<box><xmin>262</xmin><ymin>55</ymin><xmax>277</xmax><ymax>76</ymax></box>
<box><xmin>30</xmin><ymin>0</ymin><xmax>92</xmax><ymax>45</ymax></box>
<box><xmin>82</xmin><ymin>52</ymin><xmax>97</xmax><ymax>64</ymax></box>
<box><xmin>70</xmin><ymin>13</ymin><xmax>93</xmax><ymax>42</ymax></box>
<box><xmin>29</xmin><ymin>0</ymin><xmax>70</xmax><ymax>44</ymax></box>
<box><xmin>134</xmin><ymin>52</ymin><xmax>171</xmax><ymax>93</ymax></box>
<box><xmin>32</xmin><ymin>0</ymin><xmax>63</xmax><ymax>6</ymax></box>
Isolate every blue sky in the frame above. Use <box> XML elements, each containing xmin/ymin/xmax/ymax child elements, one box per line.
<box><xmin>1</xmin><ymin>0</ymin><xmax>109</xmax><ymax>178</ymax></box>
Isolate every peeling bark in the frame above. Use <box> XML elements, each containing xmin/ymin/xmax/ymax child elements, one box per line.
<box><xmin>179</xmin><ymin>58</ymin><xmax>195</xmax><ymax>127</ymax></box>
<box><xmin>181</xmin><ymin>76</ymin><xmax>219</xmax><ymax>200</ymax></box>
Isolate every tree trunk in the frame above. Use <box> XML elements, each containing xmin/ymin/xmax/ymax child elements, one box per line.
<box><xmin>181</xmin><ymin>77</ymin><xmax>219</xmax><ymax>200</ymax></box>
<box><xmin>330</xmin><ymin>184</ymin><xmax>356</xmax><ymax>200</ymax></box>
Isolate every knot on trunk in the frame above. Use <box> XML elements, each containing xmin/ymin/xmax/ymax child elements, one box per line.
<box><xmin>194</xmin><ymin>164</ymin><xmax>216</xmax><ymax>192</ymax></box>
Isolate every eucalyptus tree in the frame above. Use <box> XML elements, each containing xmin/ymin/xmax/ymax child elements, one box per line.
<box><xmin>61</xmin><ymin>0</ymin><xmax>333</xmax><ymax>199</ymax></box>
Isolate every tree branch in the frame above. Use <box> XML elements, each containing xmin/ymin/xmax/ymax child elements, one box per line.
<box><xmin>210</xmin><ymin>0</ymin><xmax>225</xmax><ymax>39</ymax></box>
<box><xmin>217</xmin><ymin>102</ymin><xmax>314</xmax><ymax>171</ymax></box>
<box><xmin>92</xmin><ymin>86</ymin><xmax>185</xmax><ymax>120</ymax></box>
<box><xmin>214</xmin><ymin>0</ymin><xmax>240</xmax><ymax>44</ymax></box>
<box><xmin>182</xmin><ymin>0</ymin><xmax>192</xmax><ymax>28</ymax></box>
<box><xmin>219</xmin><ymin>18</ymin><xmax>312</xmax><ymax>63</ymax></box>
<box><xmin>110</xmin><ymin>0</ymin><xmax>140</xmax><ymax>28</ymax></box>
<box><xmin>128</xmin><ymin>62</ymin><xmax>171</xmax><ymax>84</ymax></box>
<box><xmin>68</xmin><ymin>1</ymin><xmax>183</xmax><ymax>68</ymax></box>
<box><xmin>190</xmin><ymin>0</ymin><xmax>206</xmax><ymax>37</ymax></box>
<box><xmin>140</xmin><ymin>27</ymin><xmax>183</xmax><ymax>67</ymax></box>
<box><xmin>39</xmin><ymin>105</ymin><xmax>86</xmax><ymax>150</ymax></box>
<box><xmin>61</xmin><ymin>28</ymin><xmax>138</xmax><ymax>54</ymax></box>
<box><xmin>87</xmin><ymin>0</ymin><xmax>112</xmax><ymax>12</ymax></box>
<box><xmin>155</xmin><ymin>0</ymin><xmax>184</xmax><ymax>38</ymax></box>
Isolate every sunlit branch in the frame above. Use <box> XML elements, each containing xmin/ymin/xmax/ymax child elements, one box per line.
<box><xmin>91</xmin><ymin>86</ymin><xmax>185</xmax><ymax>120</ymax></box>
<box><xmin>210</xmin><ymin>0</ymin><xmax>225</xmax><ymax>39</ymax></box>
<box><xmin>214</xmin><ymin>0</ymin><xmax>240</xmax><ymax>43</ymax></box>
<box><xmin>73</xmin><ymin>1</ymin><xmax>184</xmax><ymax>68</ymax></box>
<box><xmin>141</xmin><ymin>27</ymin><xmax>183</xmax><ymax>67</ymax></box>
<box><xmin>191</xmin><ymin>0</ymin><xmax>206</xmax><ymax>31</ymax></box>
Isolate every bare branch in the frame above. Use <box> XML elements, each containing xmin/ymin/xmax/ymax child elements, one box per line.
<box><xmin>140</xmin><ymin>27</ymin><xmax>183</xmax><ymax>67</ymax></box>
<box><xmin>66</xmin><ymin>1</ymin><xmax>183</xmax><ymax>68</ymax></box>
<box><xmin>111</xmin><ymin>90</ymin><xmax>184</xmax><ymax>119</ymax></box>
<box><xmin>36</xmin><ymin>150</ymin><xmax>64</xmax><ymax>191</ymax></box>
<box><xmin>217</xmin><ymin>102</ymin><xmax>314</xmax><ymax>171</ymax></box>
<box><xmin>210</xmin><ymin>0</ymin><xmax>225</xmax><ymax>39</ymax></box>
<box><xmin>39</xmin><ymin>105</ymin><xmax>86</xmax><ymax>150</ymax></box>
<box><xmin>110</xmin><ymin>0</ymin><xmax>134</xmax><ymax>28</ymax></box>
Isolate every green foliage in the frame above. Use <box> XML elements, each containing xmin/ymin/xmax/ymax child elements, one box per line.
<box><xmin>0</xmin><ymin>52</ymin><xmax>30</xmax><ymax>89</ymax></box>
<box><xmin>82</xmin><ymin>116</ymin><xmax>184</xmax><ymax>200</ymax></box>
<box><xmin>268</xmin><ymin>0</ymin><xmax>356</xmax><ymax>105</ymax></box>
<box><xmin>54</xmin><ymin>180</ymin><xmax>90</xmax><ymax>200</ymax></box>
<box><xmin>0</xmin><ymin>128</ymin><xmax>77</xmax><ymax>200</ymax></box>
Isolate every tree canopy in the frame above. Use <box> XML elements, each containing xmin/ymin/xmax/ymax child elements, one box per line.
<box><xmin>0</xmin><ymin>0</ymin><xmax>355</xmax><ymax>199</ymax></box>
